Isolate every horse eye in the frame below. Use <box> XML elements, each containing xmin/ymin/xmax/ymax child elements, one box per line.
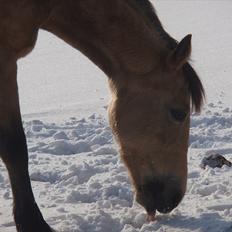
<box><xmin>170</xmin><ymin>109</ymin><xmax>187</xmax><ymax>122</ymax></box>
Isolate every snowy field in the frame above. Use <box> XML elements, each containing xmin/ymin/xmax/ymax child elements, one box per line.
<box><xmin>0</xmin><ymin>1</ymin><xmax>232</xmax><ymax>231</ymax></box>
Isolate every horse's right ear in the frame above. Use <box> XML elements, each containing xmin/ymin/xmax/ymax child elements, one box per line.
<box><xmin>167</xmin><ymin>34</ymin><xmax>192</xmax><ymax>70</ymax></box>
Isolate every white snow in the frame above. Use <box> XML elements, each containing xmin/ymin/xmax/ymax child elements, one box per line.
<box><xmin>0</xmin><ymin>1</ymin><xmax>232</xmax><ymax>232</ymax></box>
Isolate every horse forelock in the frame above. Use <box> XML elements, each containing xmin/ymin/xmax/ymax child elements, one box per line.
<box><xmin>128</xmin><ymin>0</ymin><xmax>205</xmax><ymax>112</ymax></box>
<box><xmin>183</xmin><ymin>63</ymin><xmax>205</xmax><ymax>113</ymax></box>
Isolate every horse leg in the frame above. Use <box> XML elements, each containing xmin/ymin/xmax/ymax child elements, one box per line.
<box><xmin>0</xmin><ymin>48</ymin><xmax>52</xmax><ymax>232</ymax></box>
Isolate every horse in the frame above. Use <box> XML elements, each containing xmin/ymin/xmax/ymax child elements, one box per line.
<box><xmin>0</xmin><ymin>0</ymin><xmax>204</xmax><ymax>231</ymax></box>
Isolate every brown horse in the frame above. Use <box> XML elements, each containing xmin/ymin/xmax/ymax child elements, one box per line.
<box><xmin>0</xmin><ymin>0</ymin><xmax>204</xmax><ymax>231</ymax></box>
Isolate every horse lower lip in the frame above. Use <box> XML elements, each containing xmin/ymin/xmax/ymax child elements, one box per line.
<box><xmin>146</xmin><ymin>211</ymin><xmax>156</xmax><ymax>222</ymax></box>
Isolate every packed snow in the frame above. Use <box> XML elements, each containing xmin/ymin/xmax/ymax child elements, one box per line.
<box><xmin>0</xmin><ymin>1</ymin><xmax>232</xmax><ymax>232</ymax></box>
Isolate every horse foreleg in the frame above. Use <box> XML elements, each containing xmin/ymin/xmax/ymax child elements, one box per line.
<box><xmin>0</xmin><ymin>48</ymin><xmax>52</xmax><ymax>232</ymax></box>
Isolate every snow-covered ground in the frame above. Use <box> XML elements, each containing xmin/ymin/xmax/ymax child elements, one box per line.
<box><xmin>0</xmin><ymin>1</ymin><xmax>232</xmax><ymax>231</ymax></box>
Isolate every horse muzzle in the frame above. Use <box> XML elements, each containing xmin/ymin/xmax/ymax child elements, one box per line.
<box><xmin>136</xmin><ymin>176</ymin><xmax>184</xmax><ymax>217</ymax></box>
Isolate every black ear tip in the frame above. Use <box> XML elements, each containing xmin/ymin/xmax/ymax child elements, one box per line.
<box><xmin>179</xmin><ymin>34</ymin><xmax>192</xmax><ymax>47</ymax></box>
<box><xmin>184</xmin><ymin>34</ymin><xmax>192</xmax><ymax>42</ymax></box>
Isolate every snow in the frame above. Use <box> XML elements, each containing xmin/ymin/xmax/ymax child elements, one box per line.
<box><xmin>0</xmin><ymin>1</ymin><xmax>232</xmax><ymax>232</ymax></box>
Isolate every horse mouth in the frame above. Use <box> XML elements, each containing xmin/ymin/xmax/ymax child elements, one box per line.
<box><xmin>146</xmin><ymin>211</ymin><xmax>156</xmax><ymax>222</ymax></box>
<box><xmin>146</xmin><ymin>205</ymin><xmax>175</xmax><ymax>221</ymax></box>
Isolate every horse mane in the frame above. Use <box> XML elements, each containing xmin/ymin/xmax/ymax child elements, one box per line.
<box><xmin>128</xmin><ymin>0</ymin><xmax>205</xmax><ymax>112</ymax></box>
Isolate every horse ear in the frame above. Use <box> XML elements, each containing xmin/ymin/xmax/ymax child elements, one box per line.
<box><xmin>168</xmin><ymin>34</ymin><xmax>192</xmax><ymax>70</ymax></box>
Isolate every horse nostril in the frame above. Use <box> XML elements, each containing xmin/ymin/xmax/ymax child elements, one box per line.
<box><xmin>157</xmin><ymin>189</ymin><xmax>183</xmax><ymax>213</ymax></box>
<box><xmin>136</xmin><ymin>179</ymin><xmax>166</xmax><ymax>213</ymax></box>
<box><xmin>171</xmin><ymin>189</ymin><xmax>183</xmax><ymax>207</ymax></box>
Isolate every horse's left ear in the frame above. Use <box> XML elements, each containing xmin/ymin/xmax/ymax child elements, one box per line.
<box><xmin>167</xmin><ymin>34</ymin><xmax>192</xmax><ymax>70</ymax></box>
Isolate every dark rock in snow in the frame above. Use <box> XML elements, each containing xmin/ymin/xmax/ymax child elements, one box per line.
<box><xmin>200</xmin><ymin>154</ymin><xmax>232</xmax><ymax>169</ymax></box>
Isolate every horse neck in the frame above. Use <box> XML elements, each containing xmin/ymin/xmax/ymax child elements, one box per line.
<box><xmin>42</xmin><ymin>0</ymin><xmax>169</xmax><ymax>77</ymax></box>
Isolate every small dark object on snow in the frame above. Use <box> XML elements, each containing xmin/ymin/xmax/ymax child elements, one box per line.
<box><xmin>201</xmin><ymin>154</ymin><xmax>232</xmax><ymax>169</ymax></box>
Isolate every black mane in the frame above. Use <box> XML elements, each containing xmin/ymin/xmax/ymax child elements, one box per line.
<box><xmin>129</xmin><ymin>0</ymin><xmax>205</xmax><ymax>112</ymax></box>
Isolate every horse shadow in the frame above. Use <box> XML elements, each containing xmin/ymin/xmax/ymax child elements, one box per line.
<box><xmin>156</xmin><ymin>212</ymin><xmax>232</xmax><ymax>232</ymax></box>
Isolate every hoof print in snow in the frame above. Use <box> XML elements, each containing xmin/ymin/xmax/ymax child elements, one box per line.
<box><xmin>200</xmin><ymin>154</ymin><xmax>232</xmax><ymax>169</ymax></box>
